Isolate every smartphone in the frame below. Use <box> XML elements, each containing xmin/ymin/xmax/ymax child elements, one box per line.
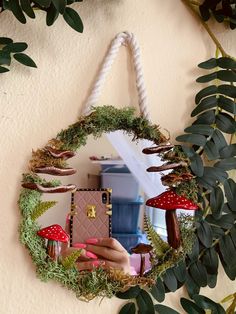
<box><xmin>69</xmin><ymin>188</ymin><xmax>112</xmax><ymax>247</ymax></box>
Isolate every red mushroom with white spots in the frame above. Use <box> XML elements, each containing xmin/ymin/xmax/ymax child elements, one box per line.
<box><xmin>146</xmin><ymin>190</ymin><xmax>198</xmax><ymax>249</ymax></box>
<box><xmin>37</xmin><ymin>224</ymin><xmax>69</xmax><ymax>261</ymax></box>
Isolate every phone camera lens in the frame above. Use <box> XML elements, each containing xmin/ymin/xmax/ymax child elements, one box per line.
<box><xmin>102</xmin><ymin>193</ymin><xmax>107</xmax><ymax>204</ymax></box>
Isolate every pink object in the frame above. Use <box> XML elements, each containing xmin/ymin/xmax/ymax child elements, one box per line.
<box><xmin>37</xmin><ymin>224</ymin><xmax>69</xmax><ymax>242</ymax></box>
<box><xmin>73</xmin><ymin>243</ymin><xmax>87</xmax><ymax>249</ymax></box>
<box><xmin>86</xmin><ymin>251</ymin><xmax>98</xmax><ymax>259</ymax></box>
<box><xmin>129</xmin><ymin>253</ymin><xmax>151</xmax><ymax>275</ymax></box>
<box><xmin>91</xmin><ymin>261</ymin><xmax>100</xmax><ymax>267</ymax></box>
<box><xmin>86</xmin><ymin>238</ymin><xmax>99</xmax><ymax>244</ymax></box>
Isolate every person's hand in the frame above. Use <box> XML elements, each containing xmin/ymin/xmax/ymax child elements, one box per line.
<box><xmin>62</xmin><ymin>237</ymin><xmax>130</xmax><ymax>274</ymax></box>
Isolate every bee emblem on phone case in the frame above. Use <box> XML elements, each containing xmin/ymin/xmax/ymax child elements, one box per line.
<box><xmin>87</xmin><ymin>205</ymin><xmax>96</xmax><ymax>219</ymax></box>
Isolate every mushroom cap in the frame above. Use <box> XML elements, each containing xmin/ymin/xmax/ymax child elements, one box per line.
<box><xmin>131</xmin><ymin>243</ymin><xmax>153</xmax><ymax>254</ymax></box>
<box><xmin>37</xmin><ymin>224</ymin><xmax>69</xmax><ymax>243</ymax></box>
<box><xmin>146</xmin><ymin>190</ymin><xmax>198</xmax><ymax>210</ymax></box>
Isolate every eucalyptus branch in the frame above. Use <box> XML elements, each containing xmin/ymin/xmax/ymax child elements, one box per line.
<box><xmin>181</xmin><ymin>0</ymin><xmax>229</xmax><ymax>57</ymax></box>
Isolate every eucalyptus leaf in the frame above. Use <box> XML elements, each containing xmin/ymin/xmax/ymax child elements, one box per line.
<box><xmin>220</xmin><ymin>144</ymin><xmax>236</xmax><ymax>158</ymax></box>
<box><xmin>116</xmin><ymin>286</ymin><xmax>141</xmax><ymax>299</ymax></box>
<box><xmin>189</xmin><ymin>261</ymin><xmax>208</xmax><ymax>287</ymax></box>
<box><xmin>180</xmin><ymin>298</ymin><xmax>205</xmax><ymax>314</ymax></box>
<box><xmin>198</xmin><ymin>58</ymin><xmax>217</xmax><ymax>69</ymax></box>
<box><xmin>206</xmin><ymin>273</ymin><xmax>217</xmax><ymax>288</ymax></box>
<box><xmin>196</xmin><ymin>72</ymin><xmax>218</xmax><ymax>83</ymax></box>
<box><xmin>217</xmin><ymin>57</ymin><xmax>236</xmax><ymax>69</ymax></box>
<box><xmin>218</xmin><ymin>95</ymin><xmax>236</xmax><ymax>114</ymax></box>
<box><xmin>119</xmin><ymin>302</ymin><xmax>136</xmax><ymax>314</ymax></box>
<box><xmin>0</xmin><ymin>51</ymin><xmax>11</xmax><ymax>66</ymax></box>
<box><xmin>211</xmin><ymin>129</ymin><xmax>228</xmax><ymax>152</ymax></box>
<box><xmin>52</xmin><ymin>0</ymin><xmax>66</xmax><ymax>14</ymax></box>
<box><xmin>202</xmin><ymin>247</ymin><xmax>219</xmax><ymax>275</ymax></box>
<box><xmin>46</xmin><ymin>3</ymin><xmax>59</xmax><ymax>26</ymax></box>
<box><xmin>192</xmin><ymin>295</ymin><xmax>225</xmax><ymax>314</ymax></box>
<box><xmin>219</xmin><ymin>234</ymin><xmax>236</xmax><ymax>266</ymax></box>
<box><xmin>191</xmin><ymin>96</ymin><xmax>218</xmax><ymax>117</ymax></box>
<box><xmin>211</xmin><ymin>225</ymin><xmax>225</xmax><ymax>238</ymax></box>
<box><xmin>184</xmin><ymin>124</ymin><xmax>214</xmax><ymax>136</ymax></box>
<box><xmin>197</xmin><ymin>220</ymin><xmax>213</xmax><ymax>248</ymax></box>
<box><xmin>217</xmin><ymin>70</ymin><xmax>236</xmax><ymax>82</ymax></box>
<box><xmin>154</xmin><ymin>304</ymin><xmax>180</xmax><ymax>314</ymax></box>
<box><xmin>195</xmin><ymin>85</ymin><xmax>217</xmax><ymax>104</ymax></box>
<box><xmin>209</xmin><ymin>186</ymin><xmax>224</xmax><ymax>219</ymax></box>
<box><xmin>224</xmin><ymin>179</ymin><xmax>236</xmax><ymax>210</ymax></box>
<box><xmin>0</xmin><ymin>66</ymin><xmax>9</xmax><ymax>73</ymax></box>
<box><xmin>20</xmin><ymin>0</ymin><xmax>35</xmax><ymax>18</ymax></box>
<box><xmin>218</xmin><ymin>85</ymin><xmax>236</xmax><ymax>98</ymax></box>
<box><xmin>193</xmin><ymin>110</ymin><xmax>216</xmax><ymax>125</ymax></box>
<box><xmin>219</xmin><ymin>252</ymin><xmax>236</xmax><ymax>280</ymax></box>
<box><xmin>3</xmin><ymin>42</ymin><xmax>28</xmax><ymax>53</ymax></box>
<box><xmin>0</xmin><ymin>37</ymin><xmax>13</xmax><ymax>45</ymax></box>
<box><xmin>150</xmin><ymin>277</ymin><xmax>165</xmax><ymax>303</ymax></box>
<box><xmin>176</xmin><ymin>134</ymin><xmax>207</xmax><ymax>146</ymax></box>
<box><xmin>33</xmin><ymin>0</ymin><xmax>51</xmax><ymax>8</ymax></box>
<box><xmin>215</xmin><ymin>157</ymin><xmax>236</xmax><ymax>171</ymax></box>
<box><xmin>216</xmin><ymin>113</ymin><xmax>236</xmax><ymax>134</ymax></box>
<box><xmin>8</xmin><ymin>0</ymin><xmax>26</xmax><ymax>23</ymax></box>
<box><xmin>189</xmin><ymin>153</ymin><xmax>204</xmax><ymax>177</ymax></box>
<box><xmin>187</xmin><ymin>234</ymin><xmax>199</xmax><ymax>261</ymax></box>
<box><xmin>173</xmin><ymin>260</ymin><xmax>187</xmax><ymax>283</ymax></box>
<box><xmin>63</xmin><ymin>7</ymin><xmax>84</xmax><ymax>33</ymax></box>
<box><xmin>13</xmin><ymin>53</ymin><xmax>37</xmax><ymax>68</ymax></box>
<box><xmin>206</xmin><ymin>213</ymin><xmax>234</xmax><ymax>229</ymax></box>
<box><xmin>162</xmin><ymin>268</ymin><xmax>178</xmax><ymax>292</ymax></box>
<box><xmin>230</xmin><ymin>228</ymin><xmax>236</xmax><ymax>247</ymax></box>
<box><xmin>136</xmin><ymin>289</ymin><xmax>155</xmax><ymax>314</ymax></box>
<box><xmin>185</xmin><ymin>272</ymin><xmax>200</xmax><ymax>298</ymax></box>
<box><xmin>204</xmin><ymin>140</ymin><xmax>220</xmax><ymax>161</ymax></box>
<box><xmin>197</xmin><ymin>177</ymin><xmax>214</xmax><ymax>191</ymax></box>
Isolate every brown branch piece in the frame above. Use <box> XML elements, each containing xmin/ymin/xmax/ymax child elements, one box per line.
<box><xmin>34</xmin><ymin>166</ymin><xmax>77</xmax><ymax>176</ymax></box>
<box><xmin>147</xmin><ymin>162</ymin><xmax>188</xmax><ymax>172</ymax></box>
<box><xmin>22</xmin><ymin>182</ymin><xmax>77</xmax><ymax>193</ymax></box>
<box><xmin>161</xmin><ymin>172</ymin><xmax>194</xmax><ymax>186</ymax></box>
<box><xmin>45</xmin><ymin>146</ymin><xmax>76</xmax><ymax>159</ymax></box>
<box><xmin>142</xmin><ymin>144</ymin><xmax>174</xmax><ymax>155</ymax></box>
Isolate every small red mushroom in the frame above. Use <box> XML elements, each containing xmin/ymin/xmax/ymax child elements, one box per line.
<box><xmin>37</xmin><ymin>224</ymin><xmax>69</xmax><ymax>261</ymax></box>
<box><xmin>146</xmin><ymin>190</ymin><xmax>198</xmax><ymax>249</ymax></box>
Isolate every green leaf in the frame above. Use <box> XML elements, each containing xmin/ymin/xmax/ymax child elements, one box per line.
<box><xmin>189</xmin><ymin>261</ymin><xmax>208</xmax><ymax>287</ymax></box>
<box><xmin>0</xmin><ymin>37</ymin><xmax>13</xmax><ymax>44</ymax></box>
<box><xmin>219</xmin><ymin>234</ymin><xmax>236</xmax><ymax>266</ymax></box>
<box><xmin>192</xmin><ymin>295</ymin><xmax>225</xmax><ymax>314</ymax></box>
<box><xmin>33</xmin><ymin>0</ymin><xmax>51</xmax><ymax>7</ymax></box>
<box><xmin>197</xmin><ymin>220</ymin><xmax>213</xmax><ymax>248</ymax></box>
<box><xmin>180</xmin><ymin>298</ymin><xmax>205</xmax><ymax>314</ymax></box>
<box><xmin>207</xmin><ymin>273</ymin><xmax>217</xmax><ymax>288</ymax></box>
<box><xmin>176</xmin><ymin>134</ymin><xmax>207</xmax><ymax>146</ymax></box>
<box><xmin>230</xmin><ymin>227</ymin><xmax>236</xmax><ymax>247</ymax></box>
<box><xmin>173</xmin><ymin>260</ymin><xmax>187</xmax><ymax>282</ymax></box>
<box><xmin>197</xmin><ymin>177</ymin><xmax>214</xmax><ymax>191</ymax></box>
<box><xmin>191</xmin><ymin>96</ymin><xmax>218</xmax><ymax>117</ymax></box>
<box><xmin>119</xmin><ymin>302</ymin><xmax>136</xmax><ymax>314</ymax></box>
<box><xmin>3</xmin><ymin>42</ymin><xmax>28</xmax><ymax>52</ymax></box>
<box><xmin>116</xmin><ymin>286</ymin><xmax>141</xmax><ymax>299</ymax></box>
<box><xmin>9</xmin><ymin>0</ymin><xmax>26</xmax><ymax>23</ymax></box>
<box><xmin>195</xmin><ymin>85</ymin><xmax>217</xmax><ymax>104</ymax></box>
<box><xmin>209</xmin><ymin>186</ymin><xmax>224</xmax><ymax>219</ymax></box>
<box><xmin>188</xmin><ymin>235</ymin><xmax>199</xmax><ymax>261</ymax></box>
<box><xmin>193</xmin><ymin>110</ymin><xmax>216</xmax><ymax>125</ymax></box>
<box><xmin>163</xmin><ymin>268</ymin><xmax>178</xmax><ymax>292</ymax></box>
<box><xmin>184</xmin><ymin>124</ymin><xmax>214</xmax><ymax>136</ymax></box>
<box><xmin>52</xmin><ymin>0</ymin><xmax>66</xmax><ymax>14</ymax></box>
<box><xmin>217</xmin><ymin>70</ymin><xmax>236</xmax><ymax>82</ymax></box>
<box><xmin>202</xmin><ymin>166</ymin><xmax>228</xmax><ymax>185</ymax></box>
<box><xmin>217</xmin><ymin>57</ymin><xmax>236</xmax><ymax>69</ymax></box>
<box><xmin>189</xmin><ymin>153</ymin><xmax>204</xmax><ymax>177</ymax></box>
<box><xmin>211</xmin><ymin>129</ymin><xmax>227</xmax><ymax>152</ymax></box>
<box><xmin>136</xmin><ymin>289</ymin><xmax>155</xmax><ymax>314</ymax></box>
<box><xmin>220</xmin><ymin>144</ymin><xmax>236</xmax><ymax>158</ymax></box>
<box><xmin>218</xmin><ymin>95</ymin><xmax>236</xmax><ymax>115</ymax></box>
<box><xmin>185</xmin><ymin>272</ymin><xmax>200</xmax><ymax>298</ymax></box>
<box><xmin>219</xmin><ymin>252</ymin><xmax>236</xmax><ymax>280</ymax></box>
<box><xmin>198</xmin><ymin>58</ymin><xmax>217</xmax><ymax>69</ymax></box>
<box><xmin>202</xmin><ymin>247</ymin><xmax>219</xmax><ymax>275</ymax></box>
<box><xmin>0</xmin><ymin>51</ymin><xmax>11</xmax><ymax>66</ymax></box>
<box><xmin>150</xmin><ymin>277</ymin><xmax>165</xmax><ymax>303</ymax></box>
<box><xmin>196</xmin><ymin>72</ymin><xmax>218</xmax><ymax>83</ymax></box>
<box><xmin>204</xmin><ymin>140</ymin><xmax>220</xmax><ymax>160</ymax></box>
<box><xmin>63</xmin><ymin>7</ymin><xmax>84</xmax><ymax>33</ymax></box>
<box><xmin>224</xmin><ymin>179</ymin><xmax>236</xmax><ymax>210</ymax></box>
<box><xmin>46</xmin><ymin>3</ymin><xmax>59</xmax><ymax>25</ymax></box>
<box><xmin>216</xmin><ymin>113</ymin><xmax>236</xmax><ymax>134</ymax></box>
<box><xmin>0</xmin><ymin>66</ymin><xmax>9</xmax><ymax>73</ymax></box>
<box><xmin>13</xmin><ymin>53</ymin><xmax>37</xmax><ymax>68</ymax></box>
<box><xmin>215</xmin><ymin>157</ymin><xmax>236</xmax><ymax>171</ymax></box>
<box><xmin>218</xmin><ymin>85</ymin><xmax>236</xmax><ymax>98</ymax></box>
<box><xmin>154</xmin><ymin>304</ymin><xmax>180</xmax><ymax>314</ymax></box>
<box><xmin>20</xmin><ymin>0</ymin><xmax>35</xmax><ymax>18</ymax></box>
<box><xmin>206</xmin><ymin>213</ymin><xmax>234</xmax><ymax>229</ymax></box>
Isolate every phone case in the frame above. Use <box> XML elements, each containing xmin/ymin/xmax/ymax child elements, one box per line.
<box><xmin>69</xmin><ymin>189</ymin><xmax>112</xmax><ymax>246</ymax></box>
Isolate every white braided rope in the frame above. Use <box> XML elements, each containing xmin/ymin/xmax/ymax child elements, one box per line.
<box><xmin>82</xmin><ymin>31</ymin><xmax>150</xmax><ymax>120</ymax></box>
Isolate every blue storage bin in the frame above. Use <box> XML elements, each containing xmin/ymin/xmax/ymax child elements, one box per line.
<box><xmin>111</xmin><ymin>197</ymin><xmax>143</xmax><ymax>233</ymax></box>
<box><xmin>112</xmin><ymin>231</ymin><xmax>144</xmax><ymax>253</ymax></box>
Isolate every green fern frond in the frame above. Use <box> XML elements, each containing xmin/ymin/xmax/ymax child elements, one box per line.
<box><xmin>143</xmin><ymin>213</ymin><xmax>170</xmax><ymax>259</ymax></box>
<box><xmin>31</xmin><ymin>201</ymin><xmax>57</xmax><ymax>220</ymax></box>
<box><xmin>61</xmin><ymin>250</ymin><xmax>82</xmax><ymax>269</ymax></box>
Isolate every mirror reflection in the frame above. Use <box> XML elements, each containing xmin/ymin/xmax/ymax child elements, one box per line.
<box><xmin>38</xmin><ymin>133</ymin><xmax>166</xmax><ymax>276</ymax></box>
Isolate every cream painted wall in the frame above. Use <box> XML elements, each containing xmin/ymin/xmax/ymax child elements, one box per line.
<box><xmin>0</xmin><ymin>1</ymin><xmax>236</xmax><ymax>313</ymax></box>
